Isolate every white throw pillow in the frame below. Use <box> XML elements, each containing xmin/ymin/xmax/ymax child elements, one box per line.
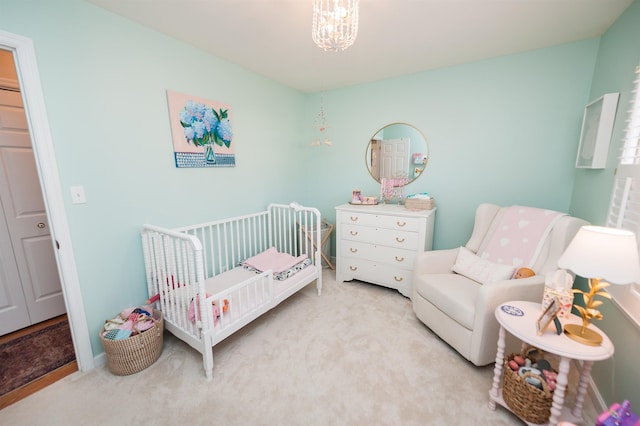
<box><xmin>452</xmin><ymin>247</ymin><xmax>516</xmax><ymax>284</ymax></box>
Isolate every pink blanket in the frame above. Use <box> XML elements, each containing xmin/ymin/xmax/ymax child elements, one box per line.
<box><xmin>481</xmin><ymin>206</ymin><xmax>565</xmax><ymax>268</ymax></box>
<box><xmin>242</xmin><ymin>247</ymin><xmax>307</xmax><ymax>274</ymax></box>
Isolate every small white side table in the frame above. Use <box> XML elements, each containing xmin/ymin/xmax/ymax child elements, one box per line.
<box><xmin>489</xmin><ymin>300</ymin><xmax>614</xmax><ymax>426</ymax></box>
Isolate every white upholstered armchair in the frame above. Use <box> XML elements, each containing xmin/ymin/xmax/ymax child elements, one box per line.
<box><xmin>412</xmin><ymin>203</ymin><xmax>588</xmax><ymax>366</ymax></box>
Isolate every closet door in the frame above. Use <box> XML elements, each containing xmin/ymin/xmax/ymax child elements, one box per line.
<box><xmin>0</xmin><ymin>88</ymin><xmax>65</xmax><ymax>335</ymax></box>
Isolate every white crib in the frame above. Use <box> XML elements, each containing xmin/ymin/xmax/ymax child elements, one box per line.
<box><xmin>141</xmin><ymin>202</ymin><xmax>323</xmax><ymax>379</ymax></box>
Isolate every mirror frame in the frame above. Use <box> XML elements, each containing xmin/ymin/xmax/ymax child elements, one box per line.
<box><xmin>365</xmin><ymin>122</ymin><xmax>429</xmax><ymax>186</ymax></box>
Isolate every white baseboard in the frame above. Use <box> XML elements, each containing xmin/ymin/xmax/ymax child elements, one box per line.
<box><xmin>93</xmin><ymin>352</ymin><xmax>107</xmax><ymax>369</ymax></box>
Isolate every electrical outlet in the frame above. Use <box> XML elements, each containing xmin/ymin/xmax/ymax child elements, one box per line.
<box><xmin>70</xmin><ymin>186</ymin><xmax>87</xmax><ymax>204</ymax></box>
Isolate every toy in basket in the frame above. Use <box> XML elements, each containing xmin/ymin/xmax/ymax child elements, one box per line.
<box><xmin>503</xmin><ymin>346</ymin><xmax>557</xmax><ymax>424</ymax></box>
<box><xmin>99</xmin><ymin>306</ymin><xmax>164</xmax><ymax>376</ymax></box>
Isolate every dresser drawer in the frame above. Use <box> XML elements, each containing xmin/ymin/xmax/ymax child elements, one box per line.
<box><xmin>341</xmin><ymin>224</ymin><xmax>419</xmax><ymax>249</ymax></box>
<box><xmin>341</xmin><ymin>212</ymin><xmax>422</xmax><ymax>232</ymax></box>
<box><xmin>339</xmin><ymin>257</ymin><xmax>412</xmax><ymax>295</ymax></box>
<box><xmin>340</xmin><ymin>240</ymin><xmax>416</xmax><ymax>270</ymax></box>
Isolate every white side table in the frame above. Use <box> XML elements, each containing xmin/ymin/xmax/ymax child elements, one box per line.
<box><xmin>489</xmin><ymin>300</ymin><xmax>614</xmax><ymax>426</ymax></box>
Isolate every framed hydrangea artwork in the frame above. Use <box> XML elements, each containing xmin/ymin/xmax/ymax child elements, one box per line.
<box><xmin>166</xmin><ymin>90</ymin><xmax>235</xmax><ymax>168</ymax></box>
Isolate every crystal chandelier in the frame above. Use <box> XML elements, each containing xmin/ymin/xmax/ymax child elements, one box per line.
<box><xmin>312</xmin><ymin>0</ymin><xmax>360</xmax><ymax>52</ymax></box>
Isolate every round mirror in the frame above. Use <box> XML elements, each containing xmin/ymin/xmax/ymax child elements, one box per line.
<box><xmin>366</xmin><ymin>123</ymin><xmax>429</xmax><ymax>185</ymax></box>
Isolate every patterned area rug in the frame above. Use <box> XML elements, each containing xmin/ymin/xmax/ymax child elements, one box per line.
<box><xmin>0</xmin><ymin>320</ymin><xmax>76</xmax><ymax>396</ymax></box>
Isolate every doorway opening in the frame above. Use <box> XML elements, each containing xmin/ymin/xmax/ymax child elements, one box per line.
<box><xmin>0</xmin><ymin>29</ymin><xmax>94</xmax><ymax>398</ymax></box>
<box><xmin>0</xmin><ymin>47</ymin><xmax>79</xmax><ymax>408</ymax></box>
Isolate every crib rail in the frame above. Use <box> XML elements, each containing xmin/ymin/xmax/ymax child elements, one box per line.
<box><xmin>176</xmin><ymin>210</ymin><xmax>270</xmax><ymax>280</ymax></box>
<box><xmin>205</xmin><ymin>271</ymin><xmax>274</xmax><ymax>344</ymax></box>
<box><xmin>141</xmin><ymin>225</ymin><xmax>208</xmax><ymax>339</ymax></box>
<box><xmin>268</xmin><ymin>203</ymin><xmax>323</xmax><ymax>274</ymax></box>
<box><xmin>174</xmin><ymin>202</ymin><xmax>323</xmax><ymax>281</ymax></box>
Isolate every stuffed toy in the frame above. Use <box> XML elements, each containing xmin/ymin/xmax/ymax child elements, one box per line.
<box><xmin>514</xmin><ymin>267</ymin><xmax>535</xmax><ymax>279</ymax></box>
<box><xmin>188</xmin><ymin>296</ymin><xmax>230</xmax><ymax>326</ymax></box>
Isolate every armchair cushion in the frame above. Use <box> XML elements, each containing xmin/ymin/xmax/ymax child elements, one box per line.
<box><xmin>451</xmin><ymin>247</ymin><xmax>516</xmax><ymax>284</ymax></box>
<box><xmin>414</xmin><ymin>272</ymin><xmax>480</xmax><ymax>330</ymax></box>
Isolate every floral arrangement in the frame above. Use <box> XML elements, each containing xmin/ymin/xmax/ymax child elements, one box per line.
<box><xmin>179</xmin><ymin>100</ymin><xmax>233</xmax><ymax>148</ymax></box>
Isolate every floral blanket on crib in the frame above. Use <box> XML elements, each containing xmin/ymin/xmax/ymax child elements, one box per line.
<box><xmin>241</xmin><ymin>247</ymin><xmax>311</xmax><ymax>280</ymax></box>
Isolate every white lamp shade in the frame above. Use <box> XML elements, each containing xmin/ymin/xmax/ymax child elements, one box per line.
<box><xmin>558</xmin><ymin>225</ymin><xmax>640</xmax><ymax>284</ymax></box>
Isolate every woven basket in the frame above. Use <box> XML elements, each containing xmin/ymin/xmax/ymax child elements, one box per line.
<box><xmin>404</xmin><ymin>197</ymin><xmax>434</xmax><ymax>210</ymax></box>
<box><xmin>502</xmin><ymin>347</ymin><xmax>554</xmax><ymax>424</ymax></box>
<box><xmin>100</xmin><ymin>309</ymin><xmax>164</xmax><ymax>376</ymax></box>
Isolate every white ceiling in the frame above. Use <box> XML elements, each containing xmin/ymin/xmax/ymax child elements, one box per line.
<box><xmin>86</xmin><ymin>0</ymin><xmax>633</xmax><ymax>93</ymax></box>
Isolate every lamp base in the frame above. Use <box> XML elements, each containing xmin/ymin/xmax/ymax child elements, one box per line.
<box><xmin>563</xmin><ymin>323</ymin><xmax>602</xmax><ymax>346</ymax></box>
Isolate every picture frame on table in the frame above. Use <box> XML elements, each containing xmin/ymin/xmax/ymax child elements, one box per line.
<box><xmin>537</xmin><ymin>296</ymin><xmax>561</xmax><ymax>336</ymax></box>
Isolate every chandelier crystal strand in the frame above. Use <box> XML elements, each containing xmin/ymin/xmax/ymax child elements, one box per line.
<box><xmin>312</xmin><ymin>0</ymin><xmax>359</xmax><ymax>52</ymax></box>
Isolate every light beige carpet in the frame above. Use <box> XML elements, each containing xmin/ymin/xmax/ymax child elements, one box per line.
<box><xmin>0</xmin><ymin>270</ymin><xmax>598</xmax><ymax>425</ymax></box>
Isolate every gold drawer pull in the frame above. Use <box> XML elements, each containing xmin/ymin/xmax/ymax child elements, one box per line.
<box><xmin>395</xmin><ymin>256</ymin><xmax>405</xmax><ymax>262</ymax></box>
<box><xmin>397</xmin><ymin>221</ymin><xmax>407</xmax><ymax>227</ymax></box>
<box><xmin>350</xmin><ymin>216</ymin><xmax>359</xmax><ymax>222</ymax></box>
<box><xmin>394</xmin><ymin>276</ymin><xmax>403</xmax><ymax>282</ymax></box>
<box><xmin>350</xmin><ymin>248</ymin><xmax>358</xmax><ymax>253</ymax></box>
<box><xmin>350</xmin><ymin>266</ymin><xmax>358</xmax><ymax>271</ymax></box>
<box><xmin>396</xmin><ymin>237</ymin><xmax>405</xmax><ymax>243</ymax></box>
<box><xmin>350</xmin><ymin>231</ymin><xmax>359</xmax><ymax>236</ymax></box>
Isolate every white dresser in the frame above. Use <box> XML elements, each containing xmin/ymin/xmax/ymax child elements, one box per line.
<box><xmin>335</xmin><ymin>203</ymin><xmax>436</xmax><ymax>298</ymax></box>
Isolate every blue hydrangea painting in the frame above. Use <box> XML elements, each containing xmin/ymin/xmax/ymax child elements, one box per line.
<box><xmin>167</xmin><ymin>90</ymin><xmax>235</xmax><ymax>168</ymax></box>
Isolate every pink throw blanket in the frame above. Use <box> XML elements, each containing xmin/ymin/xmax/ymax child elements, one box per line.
<box><xmin>242</xmin><ymin>247</ymin><xmax>307</xmax><ymax>274</ymax></box>
<box><xmin>481</xmin><ymin>206</ymin><xmax>565</xmax><ymax>268</ymax></box>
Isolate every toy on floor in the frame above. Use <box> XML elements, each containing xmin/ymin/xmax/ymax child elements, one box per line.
<box><xmin>514</xmin><ymin>267</ymin><xmax>535</xmax><ymax>279</ymax></box>
<box><xmin>597</xmin><ymin>400</ymin><xmax>640</xmax><ymax>426</ymax></box>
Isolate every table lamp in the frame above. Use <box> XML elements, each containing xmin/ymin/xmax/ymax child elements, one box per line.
<box><xmin>557</xmin><ymin>225</ymin><xmax>640</xmax><ymax>346</ymax></box>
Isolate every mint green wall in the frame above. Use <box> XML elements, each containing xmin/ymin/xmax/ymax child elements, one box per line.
<box><xmin>3</xmin><ymin>1</ymin><xmax>638</xmax><ymax>409</ymax></box>
<box><xmin>568</xmin><ymin>0</ymin><xmax>640</xmax><ymax>410</ymax></box>
<box><xmin>1</xmin><ymin>0</ymin><xmax>308</xmax><ymax>355</ymax></box>
<box><xmin>304</xmin><ymin>40</ymin><xmax>599</xmax><ymax>251</ymax></box>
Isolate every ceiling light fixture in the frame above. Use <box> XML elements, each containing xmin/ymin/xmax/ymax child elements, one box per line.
<box><xmin>312</xmin><ymin>0</ymin><xmax>359</xmax><ymax>52</ymax></box>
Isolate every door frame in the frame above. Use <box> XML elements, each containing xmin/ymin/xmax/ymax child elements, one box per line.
<box><xmin>0</xmin><ymin>30</ymin><xmax>93</xmax><ymax>371</ymax></box>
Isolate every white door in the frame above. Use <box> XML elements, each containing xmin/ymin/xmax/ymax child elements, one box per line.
<box><xmin>0</xmin><ymin>87</ymin><xmax>65</xmax><ymax>335</ymax></box>
<box><xmin>379</xmin><ymin>138</ymin><xmax>410</xmax><ymax>179</ymax></box>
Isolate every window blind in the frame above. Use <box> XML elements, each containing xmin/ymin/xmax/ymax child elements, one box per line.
<box><xmin>606</xmin><ymin>173</ymin><xmax>640</xmax><ymax>232</ymax></box>
<box><xmin>609</xmin><ymin>65</ymin><xmax>640</xmax><ymax>228</ymax></box>
<box><xmin>620</xmin><ymin>66</ymin><xmax>640</xmax><ymax>165</ymax></box>
<box><xmin>606</xmin><ymin>65</ymin><xmax>640</xmax><ymax>326</ymax></box>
